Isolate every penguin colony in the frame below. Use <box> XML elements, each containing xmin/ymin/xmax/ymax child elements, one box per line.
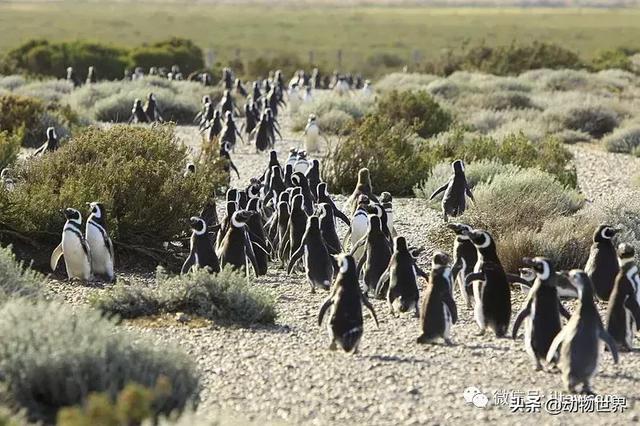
<box><xmin>29</xmin><ymin>65</ymin><xmax>635</xmax><ymax>397</ymax></box>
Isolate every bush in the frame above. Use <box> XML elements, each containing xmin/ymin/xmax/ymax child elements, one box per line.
<box><xmin>375</xmin><ymin>90</ymin><xmax>453</xmax><ymax>138</ymax></box>
<box><xmin>374</xmin><ymin>72</ymin><xmax>438</xmax><ymax>93</ymax></box>
<box><xmin>603</xmin><ymin>126</ymin><xmax>640</xmax><ymax>153</ymax></box>
<box><xmin>0</xmin><ymin>130</ymin><xmax>21</xmax><ymax>170</ymax></box>
<box><xmin>325</xmin><ymin>114</ymin><xmax>431</xmax><ymax>195</ymax></box>
<box><xmin>91</xmin><ymin>267</ymin><xmax>276</xmax><ymax>326</ymax></box>
<box><xmin>0</xmin><ymin>75</ymin><xmax>26</xmax><ymax>91</ymax></box>
<box><xmin>1</xmin><ymin>125</ymin><xmax>227</xmax><ymax>256</ymax></box>
<box><xmin>591</xmin><ymin>48</ymin><xmax>633</xmax><ymax>72</ymax></box>
<box><xmin>0</xmin><ymin>245</ymin><xmax>41</xmax><ymax>304</ymax></box>
<box><xmin>472</xmin><ymin>91</ymin><xmax>535</xmax><ymax>111</ymax></box>
<box><xmin>129</xmin><ymin>38</ymin><xmax>204</xmax><ymax>75</ymax></box>
<box><xmin>13</xmin><ymin>79</ymin><xmax>75</xmax><ymax>103</ymax></box>
<box><xmin>290</xmin><ymin>91</ymin><xmax>374</xmax><ymax>134</ymax></box>
<box><xmin>554</xmin><ymin>129</ymin><xmax>592</xmax><ymax>145</ymax></box>
<box><xmin>0</xmin><ymin>300</ymin><xmax>200</xmax><ymax>423</ymax></box>
<box><xmin>544</xmin><ymin>102</ymin><xmax>619</xmax><ymax>139</ymax></box>
<box><xmin>317</xmin><ymin>109</ymin><xmax>355</xmax><ymax>136</ymax></box>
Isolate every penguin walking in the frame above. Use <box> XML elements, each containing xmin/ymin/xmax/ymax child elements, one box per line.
<box><xmin>293</xmin><ymin>151</ymin><xmax>310</xmax><ymax>175</ymax></box>
<box><xmin>275</xmin><ymin>200</ymin><xmax>291</xmax><ymax>263</ymax></box>
<box><xmin>291</xmin><ymin>172</ymin><xmax>314</xmax><ymax>215</ymax></box>
<box><xmin>246</xmin><ymin>199</ymin><xmax>269</xmax><ymax>276</ymax></box>
<box><xmin>197</xmin><ymin>100</ymin><xmax>214</xmax><ymax>130</ymax></box>
<box><xmin>546</xmin><ymin>270</ymin><xmax>619</xmax><ymax>394</ymax></box>
<box><xmin>218</xmin><ymin>210</ymin><xmax>259</xmax><ymax>277</ymax></box>
<box><xmin>50</xmin><ymin>208</ymin><xmax>91</xmax><ymax>281</ymax></box>
<box><xmin>304</xmin><ymin>114</ymin><xmax>320</xmax><ymax>153</ymax></box>
<box><xmin>448</xmin><ymin>223</ymin><xmax>477</xmax><ymax>309</ymax></box>
<box><xmin>128</xmin><ymin>99</ymin><xmax>149</xmax><ymax>124</ymax></box>
<box><xmin>33</xmin><ymin>127</ymin><xmax>59</xmax><ymax>156</ymax></box>
<box><xmin>350</xmin><ymin>215</ymin><xmax>392</xmax><ymax>296</ymax></box>
<box><xmin>85</xmin><ymin>202</ymin><xmax>115</xmax><ymax>282</ymax></box>
<box><xmin>244</xmin><ymin>103</ymin><xmax>258</xmax><ymax>136</ymax></box>
<box><xmin>317</xmin><ymin>203</ymin><xmax>342</xmax><ymax>255</ymax></box>
<box><xmin>463</xmin><ymin>229</ymin><xmax>511</xmax><ymax>337</ymax></box>
<box><xmin>606</xmin><ymin>243</ymin><xmax>640</xmax><ymax>351</ymax></box>
<box><xmin>417</xmin><ymin>251</ymin><xmax>458</xmax><ymax>345</ymax></box>
<box><xmin>220</xmin><ymin>141</ymin><xmax>240</xmax><ymax>181</ymax></box>
<box><xmin>282</xmin><ymin>195</ymin><xmax>308</xmax><ymax>266</ymax></box>
<box><xmin>66</xmin><ymin>67</ymin><xmax>81</xmax><ymax>87</ymax></box>
<box><xmin>144</xmin><ymin>93</ymin><xmax>163</xmax><ymax>122</ymax></box>
<box><xmin>317</xmin><ymin>182</ymin><xmax>350</xmax><ymax>227</ymax></box>
<box><xmin>585</xmin><ymin>224</ymin><xmax>620</xmax><ymax>301</ymax></box>
<box><xmin>429</xmin><ymin>159</ymin><xmax>474</xmax><ymax>222</ymax></box>
<box><xmin>349</xmin><ymin>195</ymin><xmax>370</xmax><ymax>262</ymax></box>
<box><xmin>285</xmin><ymin>148</ymin><xmax>298</xmax><ymax>170</ymax></box>
<box><xmin>318</xmin><ymin>254</ymin><xmax>379</xmax><ymax>353</ymax></box>
<box><xmin>379</xmin><ymin>192</ymin><xmax>396</xmax><ymax>239</ymax></box>
<box><xmin>288</xmin><ymin>216</ymin><xmax>334</xmax><ymax>292</ymax></box>
<box><xmin>182</xmin><ymin>216</ymin><xmax>221</xmax><ymax>274</ymax></box>
<box><xmin>512</xmin><ymin>257</ymin><xmax>572</xmax><ymax>370</ymax></box>
<box><xmin>376</xmin><ymin>236</ymin><xmax>426</xmax><ymax>316</ymax></box>
<box><xmin>206</xmin><ymin>110</ymin><xmax>223</xmax><ymax>142</ymax></box>
<box><xmin>345</xmin><ymin>168</ymin><xmax>379</xmax><ymax>215</ymax></box>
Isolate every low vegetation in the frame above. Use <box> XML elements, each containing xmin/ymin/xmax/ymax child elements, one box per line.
<box><xmin>91</xmin><ymin>267</ymin><xmax>277</xmax><ymax>326</ymax></box>
<box><xmin>0</xmin><ymin>245</ymin><xmax>41</xmax><ymax>304</ymax></box>
<box><xmin>290</xmin><ymin>91</ymin><xmax>375</xmax><ymax>135</ymax></box>
<box><xmin>375</xmin><ymin>90</ymin><xmax>452</xmax><ymax>138</ymax></box>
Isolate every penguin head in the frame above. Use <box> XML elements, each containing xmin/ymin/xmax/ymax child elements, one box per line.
<box><xmin>380</xmin><ymin>191</ymin><xmax>392</xmax><ymax>203</ymax></box>
<box><xmin>334</xmin><ymin>253</ymin><xmax>358</xmax><ymax>283</ymax></box>
<box><xmin>308</xmin><ymin>114</ymin><xmax>316</xmax><ymax>122</ymax></box>
<box><xmin>522</xmin><ymin>257</ymin><xmax>554</xmax><ymax>282</ymax></box>
<box><xmin>202</xmin><ymin>95</ymin><xmax>210</xmax><ymax>105</ymax></box>
<box><xmin>518</xmin><ymin>267</ymin><xmax>536</xmax><ymax>283</ymax></box>
<box><xmin>269</xmin><ymin>150</ymin><xmax>278</xmax><ymax>163</ymax></box>
<box><xmin>317</xmin><ymin>182</ymin><xmax>328</xmax><ymax>197</ymax></box>
<box><xmin>291</xmin><ymin>172</ymin><xmax>307</xmax><ymax>188</ymax></box>
<box><xmin>310</xmin><ymin>159</ymin><xmax>320</xmax><ymax>170</ymax></box>
<box><xmin>220</xmin><ymin>141</ymin><xmax>232</xmax><ymax>154</ymax></box>
<box><xmin>225</xmin><ymin>111</ymin><xmax>233</xmax><ymax>120</ymax></box>
<box><xmin>134</xmin><ymin>98</ymin><xmax>142</xmax><ymax>107</ymax></box>
<box><xmin>394</xmin><ymin>236</ymin><xmax>409</xmax><ymax>253</ymax></box>
<box><xmin>617</xmin><ymin>243</ymin><xmax>635</xmax><ymax>265</ymax></box>
<box><xmin>594</xmin><ymin>224</ymin><xmax>619</xmax><ymax>242</ymax></box>
<box><xmin>231</xmin><ymin>210</ymin><xmax>252</xmax><ymax>228</ymax></box>
<box><xmin>357</xmin><ymin>168</ymin><xmax>371</xmax><ymax>186</ymax></box>
<box><xmin>307</xmin><ymin>215</ymin><xmax>321</xmax><ymax>231</ymax></box>
<box><xmin>465</xmin><ymin>229</ymin><xmax>492</xmax><ymax>249</ymax></box>
<box><xmin>46</xmin><ymin>127</ymin><xmax>57</xmax><ymax>140</ymax></box>
<box><xmin>452</xmin><ymin>159</ymin><xmax>465</xmax><ymax>174</ymax></box>
<box><xmin>185</xmin><ymin>163</ymin><xmax>196</xmax><ymax>175</ymax></box>
<box><xmin>298</xmin><ymin>151</ymin><xmax>307</xmax><ymax>160</ymax></box>
<box><xmin>190</xmin><ymin>216</ymin><xmax>207</xmax><ymax>235</ymax></box>
<box><xmin>148</xmin><ymin>93</ymin><xmax>155</xmax><ymax>102</ymax></box>
<box><xmin>285</xmin><ymin>164</ymin><xmax>294</xmax><ymax>177</ymax></box>
<box><xmin>289</xmin><ymin>147</ymin><xmax>297</xmax><ymax>156</ymax></box>
<box><xmin>431</xmin><ymin>251</ymin><xmax>450</xmax><ymax>268</ymax></box>
<box><xmin>567</xmin><ymin>269</ymin><xmax>594</xmax><ymax>299</ymax></box>
<box><xmin>447</xmin><ymin>223</ymin><xmax>473</xmax><ymax>238</ymax></box>
<box><xmin>214</xmin><ymin>110</ymin><xmax>221</xmax><ymax>119</ymax></box>
<box><xmin>64</xmin><ymin>208</ymin><xmax>82</xmax><ymax>224</ymax></box>
<box><xmin>357</xmin><ymin>194</ymin><xmax>370</xmax><ymax>209</ymax></box>
<box><xmin>87</xmin><ymin>202</ymin><xmax>105</xmax><ymax>219</ymax></box>
<box><xmin>0</xmin><ymin>168</ymin><xmax>10</xmax><ymax>179</ymax></box>
<box><xmin>224</xmin><ymin>89</ymin><xmax>230</xmax><ymax>97</ymax></box>
<box><xmin>226</xmin><ymin>188</ymin><xmax>238</xmax><ymax>203</ymax></box>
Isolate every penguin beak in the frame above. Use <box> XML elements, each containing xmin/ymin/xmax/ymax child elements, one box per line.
<box><xmin>522</xmin><ymin>257</ymin><xmax>534</xmax><ymax>267</ymax></box>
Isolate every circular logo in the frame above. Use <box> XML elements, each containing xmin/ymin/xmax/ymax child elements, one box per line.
<box><xmin>464</xmin><ymin>386</ymin><xmax>481</xmax><ymax>403</ymax></box>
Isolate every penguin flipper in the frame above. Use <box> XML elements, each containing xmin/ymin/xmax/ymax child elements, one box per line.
<box><xmin>50</xmin><ymin>243</ymin><xmax>64</xmax><ymax>271</ymax></box>
<box><xmin>181</xmin><ymin>252</ymin><xmax>196</xmax><ymax>275</ymax></box>
<box><xmin>374</xmin><ymin>267</ymin><xmax>391</xmax><ymax>298</ymax></box>
<box><xmin>362</xmin><ymin>295</ymin><xmax>379</xmax><ymax>328</ymax></box>
<box><xmin>464</xmin><ymin>272</ymin><xmax>485</xmax><ymax>287</ymax></box>
<box><xmin>429</xmin><ymin>182</ymin><xmax>449</xmax><ymax>200</ymax></box>
<box><xmin>599</xmin><ymin>328</ymin><xmax>619</xmax><ymax>364</ymax></box>
<box><xmin>512</xmin><ymin>302</ymin><xmax>532</xmax><ymax>339</ymax></box>
<box><xmin>624</xmin><ymin>295</ymin><xmax>640</xmax><ymax>325</ymax></box>
<box><xmin>349</xmin><ymin>235</ymin><xmax>367</xmax><ymax>256</ymax></box>
<box><xmin>332</xmin><ymin>204</ymin><xmax>351</xmax><ymax>227</ymax></box>
<box><xmin>558</xmin><ymin>300</ymin><xmax>571</xmax><ymax>320</ymax></box>
<box><xmin>546</xmin><ymin>327</ymin><xmax>568</xmax><ymax>364</ymax></box>
<box><xmin>414</xmin><ymin>264</ymin><xmax>429</xmax><ymax>280</ymax></box>
<box><xmin>507</xmin><ymin>273</ymin><xmax>530</xmax><ymax>286</ymax></box>
<box><xmin>287</xmin><ymin>244</ymin><xmax>304</xmax><ymax>275</ymax></box>
<box><xmin>318</xmin><ymin>297</ymin><xmax>333</xmax><ymax>326</ymax></box>
<box><xmin>444</xmin><ymin>291</ymin><xmax>458</xmax><ymax>324</ymax></box>
<box><xmin>451</xmin><ymin>258</ymin><xmax>463</xmax><ymax>284</ymax></box>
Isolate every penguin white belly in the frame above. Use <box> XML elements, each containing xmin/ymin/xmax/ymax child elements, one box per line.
<box><xmin>350</xmin><ymin>215</ymin><xmax>368</xmax><ymax>259</ymax></box>
<box><xmin>86</xmin><ymin>225</ymin><xmax>113</xmax><ymax>277</ymax></box>
<box><xmin>624</xmin><ymin>307</ymin><xmax>636</xmax><ymax>348</ymax></box>
<box><xmin>62</xmin><ymin>232</ymin><xmax>91</xmax><ymax>280</ymax></box>
<box><xmin>305</xmin><ymin>126</ymin><xmax>320</xmax><ymax>153</ymax></box>
<box><xmin>293</xmin><ymin>161</ymin><xmax>309</xmax><ymax>174</ymax></box>
<box><xmin>443</xmin><ymin>303</ymin><xmax>452</xmax><ymax>339</ymax></box>
<box><xmin>385</xmin><ymin>211</ymin><xmax>396</xmax><ymax>238</ymax></box>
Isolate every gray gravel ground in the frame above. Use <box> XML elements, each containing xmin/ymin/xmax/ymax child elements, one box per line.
<box><xmin>44</xmin><ymin>118</ymin><xmax>640</xmax><ymax>425</ymax></box>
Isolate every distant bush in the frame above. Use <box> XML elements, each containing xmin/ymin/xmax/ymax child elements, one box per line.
<box><xmin>366</xmin><ymin>52</ymin><xmax>405</xmax><ymax>69</ymax></box>
<box><xmin>0</xmin><ymin>75</ymin><xmax>26</xmax><ymax>91</ymax></box>
<box><xmin>0</xmin><ymin>245</ymin><xmax>41</xmax><ymax>304</ymax></box>
<box><xmin>1</xmin><ymin>125</ymin><xmax>227</xmax><ymax>258</ymax></box>
<box><xmin>553</xmin><ymin>129</ymin><xmax>592</xmax><ymax>145</ymax></box>
<box><xmin>375</xmin><ymin>72</ymin><xmax>438</xmax><ymax>93</ymax></box>
<box><xmin>603</xmin><ymin>126</ymin><xmax>640</xmax><ymax>153</ymax></box>
<box><xmin>543</xmin><ymin>102</ymin><xmax>619</xmax><ymax>139</ymax></box>
<box><xmin>591</xmin><ymin>48</ymin><xmax>633</xmax><ymax>72</ymax></box>
<box><xmin>13</xmin><ymin>79</ymin><xmax>75</xmax><ymax>103</ymax></box>
<box><xmin>0</xmin><ymin>300</ymin><xmax>200</xmax><ymax>423</ymax></box>
<box><xmin>472</xmin><ymin>91</ymin><xmax>535</xmax><ymax>111</ymax></box>
<box><xmin>465</xmin><ymin>109</ymin><xmax>506</xmax><ymax>134</ymax></box>
<box><xmin>375</xmin><ymin>90</ymin><xmax>453</xmax><ymax>138</ymax></box>
<box><xmin>290</xmin><ymin>91</ymin><xmax>374</xmax><ymax>134</ymax></box>
<box><xmin>91</xmin><ymin>267</ymin><xmax>276</xmax><ymax>326</ymax></box>
<box><xmin>129</xmin><ymin>38</ymin><xmax>204</xmax><ymax>75</ymax></box>
<box><xmin>325</xmin><ymin>114</ymin><xmax>431</xmax><ymax>195</ymax></box>
<box><xmin>317</xmin><ymin>109</ymin><xmax>355</xmax><ymax>136</ymax></box>
<box><xmin>0</xmin><ymin>130</ymin><xmax>21</xmax><ymax>170</ymax></box>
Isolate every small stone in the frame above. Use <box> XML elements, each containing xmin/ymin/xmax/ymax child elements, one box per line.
<box><xmin>175</xmin><ymin>312</ymin><xmax>190</xmax><ymax>323</ymax></box>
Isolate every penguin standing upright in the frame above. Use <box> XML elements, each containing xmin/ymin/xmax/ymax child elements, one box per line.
<box><xmin>66</xmin><ymin>67</ymin><xmax>81</xmax><ymax>87</ymax></box>
<box><xmin>318</xmin><ymin>254</ymin><xmax>379</xmax><ymax>353</ymax></box>
<box><xmin>220</xmin><ymin>141</ymin><xmax>240</xmax><ymax>181</ymax></box>
<box><xmin>293</xmin><ymin>151</ymin><xmax>309</xmax><ymax>175</ymax></box>
<box><xmin>218</xmin><ymin>210</ymin><xmax>259</xmax><ymax>277</ymax></box>
<box><xmin>182</xmin><ymin>216</ymin><xmax>221</xmax><ymax>274</ymax></box>
<box><xmin>345</xmin><ymin>168</ymin><xmax>378</xmax><ymax>215</ymax></box>
<box><xmin>128</xmin><ymin>99</ymin><xmax>149</xmax><ymax>124</ymax></box>
<box><xmin>246</xmin><ymin>198</ymin><xmax>269</xmax><ymax>276</ymax></box>
<box><xmin>198</xmin><ymin>101</ymin><xmax>214</xmax><ymax>130</ymax></box>
<box><xmin>376</xmin><ymin>236</ymin><xmax>426</xmax><ymax>316</ymax></box>
<box><xmin>220</xmin><ymin>111</ymin><xmax>244</xmax><ymax>148</ymax></box>
<box><xmin>144</xmin><ymin>93</ymin><xmax>163</xmax><ymax>122</ymax></box>
<box><xmin>288</xmin><ymin>216</ymin><xmax>334</xmax><ymax>292</ymax></box>
<box><xmin>305</xmin><ymin>159</ymin><xmax>321</xmax><ymax>200</ymax></box>
<box><xmin>285</xmin><ymin>148</ymin><xmax>298</xmax><ymax>169</ymax></box>
<box><xmin>50</xmin><ymin>208</ymin><xmax>91</xmax><ymax>281</ymax></box>
<box><xmin>317</xmin><ymin>183</ymin><xmax>350</xmax><ymax>227</ymax></box>
<box><xmin>379</xmin><ymin>192</ymin><xmax>396</xmax><ymax>239</ymax></box>
<box><xmin>244</xmin><ymin>103</ymin><xmax>258</xmax><ymax>136</ymax></box>
<box><xmin>254</xmin><ymin>112</ymin><xmax>273</xmax><ymax>152</ymax></box>
<box><xmin>282</xmin><ymin>195</ymin><xmax>308</xmax><ymax>265</ymax></box>
<box><xmin>448</xmin><ymin>223</ymin><xmax>477</xmax><ymax>308</ymax></box>
<box><xmin>463</xmin><ymin>229</ymin><xmax>511</xmax><ymax>337</ymax></box>
<box><xmin>317</xmin><ymin>203</ymin><xmax>342</xmax><ymax>255</ymax></box>
<box><xmin>429</xmin><ymin>160</ymin><xmax>474</xmax><ymax>222</ymax></box>
<box><xmin>85</xmin><ymin>202</ymin><xmax>115</xmax><ymax>282</ymax></box>
<box><xmin>547</xmin><ymin>271</ymin><xmax>619</xmax><ymax>394</ymax></box>
<box><xmin>304</xmin><ymin>114</ymin><xmax>320</xmax><ymax>153</ymax></box>
<box><xmin>275</xmin><ymin>200</ymin><xmax>291</xmax><ymax>263</ymax></box>
<box><xmin>606</xmin><ymin>243</ymin><xmax>640</xmax><ymax>351</ymax></box>
<box><xmin>291</xmin><ymin>172</ymin><xmax>314</xmax><ymax>215</ymax></box>
<box><xmin>417</xmin><ymin>251</ymin><xmax>458</xmax><ymax>345</ymax></box>
<box><xmin>585</xmin><ymin>224</ymin><xmax>620</xmax><ymax>301</ymax></box>
<box><xmin>512</xmin><ymin>257</ymin><xmax>572</xmax><ymax>370</ymax></box>
<box><xmin>207</xmin><ymin>110</ymin><xmax>223</xmax><ymax>142</ymax></box>
<box><xmin>33</xmin><ymin>127</ymin><xmax>59</xmax><ymax>156</ymax></box>
<box><xmin>86</xmin><ymin>66</ymin><xmax>97</xmax><ymax>84</ymax></box>
<box><xmin>350</xmin><ymin>215</ymin><xmax>392</xmax><ymax>296</ymax></box>
<box><xmin>349</xmin><ymin>195</ymin><xmax>370</xmax><ymax>262</ymax></box>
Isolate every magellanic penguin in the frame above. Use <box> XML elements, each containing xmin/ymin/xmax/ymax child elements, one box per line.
<box><xmin>287</xmin><ymin>216</ymin><xmax>335</xmax><ymax>293</ymax></box>
<box><xmin>144</xmin><ymin>93</ymin><xmax>163</xmax><ymax>123</ymax></box>
<box><xmin>546</xmin><ymin>270</ymin><xmax>619</xmax><ymax>394</ymax></box>
<box><xmin>376</xmin><ymin>236</ymin><xmax>427</xmax><ymax>316</ymax></box>
<box><xmin>512</xmin><ymin>257</ymin><xmax>572</xmax><ymax>370</ymax></box>
<box><xmin>207</xmin><ymin>110</ymin><xmax>223</xmax><ymax>142</ymax></box>
<box><xmin>293</xmin><ymin>151</ymin><xmax>310</xmax><ymax>175</ymax></box>
<box><xmin>350</xmin><ymin>215</ymin><xmax>392</xmax><ymax>296</ymax></box>
<box><xmin>317</xmin><ymin>203</ymin><xmax>342</xmax><ymax>255</ymax></box>
<box><xmin>606</xmin><ymin>243</ymin><xmax>640</xmax><ymax>351</ymax></box>
<box><xmin>282</xmin><ymin>194</ymin><xmax>308</xmax><ymax>266</ymax></box>
<box><xmin>379</xmin><ymin>192</ymin><xmax>396</xmax><ymax>239</ymax></box>
<box><xmin>291</xmin><ymin>172</ymin><xmax>314</xmax><ymax>215</ymax></box>
<box><xmin>85</xmin><ymin>202</ymin><xmax>115</xmax><ymax>282</ymax></box>
<box><xmin>585</xmin><ymin>224</ymin><xmax>620</xmax><ymax>301</ymax></box>
<box><xmin>417</xmin><ymin>251</ymin><xmax>458</xmax><ymax>345</ymax></box>
<box><xmin>33</xmin><ymin>127</ymin><xmax>59</xmax><ymax>156</ymax></box>
<box><xmin>317</xmin><ymin>182</ymin><xmax>350</xmax><ymax>227</ymax></box>
<box><xmin>349</xmin><ymin>195</ymin><xmax>370</xmax><ymax>262</ymax></box>
<box><xmin>51</xmin><ymin>208</ymin><xmax>92</xmax><ymax>281</ymax></box>
<box><xmin>182</xmin><ymin>216</ymin><xmax>221</xmax><ymax>274</ymax></box>
<box><xmin>305</xmin><ymin>159</ymin><xmax>321</xmax><ymax>201</ymax></box>
<box><xmin>128</xmin><ymin>99</ymin><xmax>149</xmax><ymax>124</ymax></box>
<box><xmin>304</xmin><ymin>114</ymin><xmax>320</xmax><ymax>153</ymax></box>
<box><xmin>429</xmin><ymin>160</ymin><xmax>474</xmax><ymax>222</ymax></box>
<box><xmin>345</xmin><ymin>168</ymin><xmax>379</xmax><ymax>215</ymax></box>
<box><xmin>246</xmin><ymin>198</ymin><xmax>270</xmax><ymax>276</ymax></box>
<box><xmin>448</xmin><ymin>223</ymin><xmax>477</xmax><ymax>309</ymax></box>
<box><xmin>463</xmin><ymin>229</ymin><xmax>511</xmax><ymax>337</ymax></box>
<box><xmin>218</xmin><ymin>210</ymin><xmax>259</xmax><ymax>277</ymax></box>
<box><xmin>318</xmin><ymin>254</ymin><xmax>379</xmax><ymax>353</ymax></box>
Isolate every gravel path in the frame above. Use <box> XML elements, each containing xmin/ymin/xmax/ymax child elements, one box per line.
<box><xmin>44</xmin><ymin>116</ymin><xmax>640</xmax><ymax>425</ymax></box>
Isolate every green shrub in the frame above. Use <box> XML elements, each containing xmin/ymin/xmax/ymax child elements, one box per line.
<box><xmin>603</xmin><ymin>126</ymin><xmax>640</xmax><ymax>153</ymax></box>
<box><xmin>0</xmin><ymin>130</ymin><xmax>21</xmax><ymax>170</ymax></box>
<box><xmin>375</xmin><ymin>72</ymin><xmax>438</xmax><ymax>93</ymax></box>
<box><xmin>325</xmin><ymin>114</ymin><xmax>431</xmax><ymax>195</ymax></box>
<box><xmin>559</xmin><ymin>104</ymin><xmax>619</xmax><ymax>138</ymax></box>
<box><xmin>91</xmin><ymin>267</ymin><xmax>276</xmax><ymax>326</ymax></box>
<box><xmin>290</xmin><ymin>92</ymin><xmax>374</xmax><ymax>134</ymax></box>
<box><xmin>375</xmin><ymin>90</ymin><xmax>453</xmax><ymax>138</ymax></box>
<box><xmin>591</xmin><ymin>48</ymin><xmax>633</xmax><ymax>72</ymax></box>
<box><xmin>0</xmin><ymin>245</ymin><xmax>41</xmax><ymax>304</ymax></box>
<box><xmin>13</xmin><ymin>79</ymin><xmax>75</xmax><ymax>103</ymax></box>
<box><xmin>0</xmin><ymin>300</ymin><xmax>200</xmax><ymax>423</ymax></box>
<box><xmin>317</xmin><ymin>109</ymin><xmax>354</xmax><ymax>136</ymax></box>
<box><xmin>129</xmin><ymin>38</ymin><xmax>204</xmax><ymax>75</ymax></box>
<box><xmin>1</xmin><ymin>125</ymin><xmax>227</xmax><ymax>253</ymax></box>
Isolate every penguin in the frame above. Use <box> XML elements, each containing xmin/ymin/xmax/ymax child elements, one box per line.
<box><xmin>345</xmin><ymin>168</ymin><xmax>378</xmax><ymax>215</ymax></box>
<box><xmin>85</xmin><ymin>202</ymin><xmax>115</xmax><ymax>282</ymax></box>
<box><xmin>429</xmin><ymin>159</ymin><xmax>474</xmax><ymax>222</ymax></box>
<box><xmin>252</xmin><ymin>81</ymin><xmax>262</xmax><ymax>102</ymax></box>
<box><xmin>199</xmin><ymin>192</ymin><xmax>219</xmax><ymax>229</ymax></box>
<box><xmin>349</xmin><ymin>195</ymin><xmax>370</xmax><ymax>262</ymax></box>
<box><xmin>246</xmin><ymin>199</ymin><xmax>269</xmax><ymax>276</ymax></box>
<box><xmin>350</xmin><ymin>215</ymin><xmax>392</xmax><ymax>296</ymax></box>
<box><xmin>216</xmin><ymin>201</ymin><xmax>237</xmax><ymax>254</ymax></box>
<box><xmin>144</xmin><ymin>93</ymin><xmax>163</xmax><ymax>122</ymax></box>
<box><xmin>288</xmin><ymin>216</ymin><xmax>334</xmax><ymax>293</ymax></box>
<box><xmin>183</xmin><ymin>162</ymin><xmax>196</xmax><ymax>177</ymax></box>
<box><xmin>244</xmin><ymin>103</ymin><xmax>258</xmax><ymax>136</ymax></box>
<box><xmin>516</xmin><ymin>267</ymin><xmax>579</xmax><ymax>299</ymax></box>
<box><xmin>282</xmin><ymin>194</ymin><xmax>308</xmax><ymax>266</ymax></box>
<box><xmin>66</xmin><ymin>67</ymin><xmax>81</xmax><ymax>87</ymax></box>
<box><xmin>283</xmin><ymin>164</ymin><xmax>294</xmax><ymax>188</ymax></box>
<box><xmin>546</xmin><ymin>270</ymin><xmax>619</xmax><ymax>394</ymax></box>
<box><xmin>417</xmin><ymin>251</ymin><xmax>458</xmax><ymax>345</ymax></box>
<box><xmin>605</xmin><ymin>243</ymin><xmax>640</xmax><ymax>351</ymax></box>
<box><xmin>86</xmin><ymin>66</ymin><xmax>97</xmax><ymax>84</ymax></box>
<box><xmin>285</xmin><ymin>148</ymin><xmax>298</xmax><ymax>169</ymax></box>
<box><xmin>463</xmin><ymin>229</ymin><xmax>511</xmax><ymax>337</ymax></box>
<box><xmin>266</xmin><ymin>165</ymin><xmax>286</xmax><ymax>203</ymax></box>
<box><xmin>33</xmin><ymin>127</ymin><xmax>59</xmax><ymax>156</ymax></box>
<box><xmin>376</xmin><ymin>236</ymin><xmax>426</xmax><ymax>316</ymax></box>
<box><xmin>261</xmin><ymin>150</ymin><xmax>282</xmax><ymax>185</ymax></box>
<box><xmin>318</xmin><ymin>254</ymin><xmax>379</xmax><ymax>353</ymax></box>
<box><xmin>293</xmin><ymin>151</ymin><xmax>310</xmax><ymax>175</ymax></box>
<box><xmin>219</xmin><ymin>89</ymin><xmax>236</xmax><ymax>116</ymax></box>
<box><xmin>182</xmin><ymin>216</ymin><xmax>221</xmax><ymax>274</ymax></box>
<box><xmin>362</xmin><ymin>80</ymin><xmax>373</xmax><ymax>97</ymax></box>
<box><xmin>253</xmin><ymin>112</ymin><xmax>273</xmax><ymax>152</ymax></box>
<box><xmin>379</xmin><ymin>192</ymin><xmax>396</xmax><ymax>239</ymax></box>
<box><xmin>275</xmin><ymin>200</ymin><xmax>291</xmax><ymax>263</ymax></box>
<box><xmin>585</xmin><ymin>224</ymin><xmax>620</xmax><ymax>301</ymax></box>
<box><xmin>50</xmin><ymin>208</ymin><xmax>91</xmax><ymax>281</ymax></box>
<box><xmin>305</xmin><ymin>159</ymin><xmax>321</xmax><ymax>200</ymax></box>
<box><xmin>207</xmin><ymin>110</ymin><xmax>223</xmax><ymax>142</ymax></box>
<box><xmin>448</xmin><ymin>223</ymin><xmax>477</xmax><ymax>308</ymax></box>
<box><xmin>512</xmin><ymin>257</ymin><xmax>572</xmax><ymax>370</ymax></box>
<box><xmin>128</xmin><ymin>99</ymin><xmax>149</xmax><ymax>124</ymax></box>
<box><xmin>235</xmin><ymin>78</ymin><xmax>248</xmax><ymax>98</ymax></box>
<box><xmin>197</xmin><ymin>101</ymin><xmax>214</xmax><ymax>130</ymax></box>
<box><xmin>317</xmin><ymin>203</ymin><xmax>342</xmax><ymax>255</ymax></box>
<box><xmin>218</xmin><ymin>210</ymin><xmax>259</xmax><ymax>277</ymax></box>
<box><xmin>304</xmin><ymin>114</ymin><xmax>320</xmax><ymax>153</ymax></box>
<box><xmin>367</xmin><ymin>202</ymin><xmax>392</xmax><ymax>243</ymax></box>
<box><xmin>220</xmin><ymin>141</ymin><xmax>240</xmax><ymax>181</ymax></box>
<box><xmin>317</xmin><ymin>183</ymin><xmax>350</xmax><ymax>227</ymax></box>
<box><xmin>291</xmin><ymin>172</ymin><xmax>314</xmax><ymax>215</ymax></box>
<box><xmin>0</xmin><ymin>168</ymin><xmax>15</xmax><ymax>191</ymax></box>
<box><xmin>220</xmin><ymin>111</ymin><xmax>243</xmax><ymax>148</ymax></box>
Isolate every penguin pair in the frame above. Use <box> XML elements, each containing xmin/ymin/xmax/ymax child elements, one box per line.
<box><xmin>51</xmin><ymin>203</ymin><xmax>115</xmax><ymax>282</ymax></box>
<box><xmin>349</xmin><ymin>215</ymin><xmax>391</xmax><ymax>296</ymax></box>
<box><xmin>33</xmin><ymin>127</ymin><xmax>59</xmax><ymax>157</ymax></box>
<box><xmin>429</xmin><ymin>160</ymin><xmax>474</xmax><ymax>222</ymax></box>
